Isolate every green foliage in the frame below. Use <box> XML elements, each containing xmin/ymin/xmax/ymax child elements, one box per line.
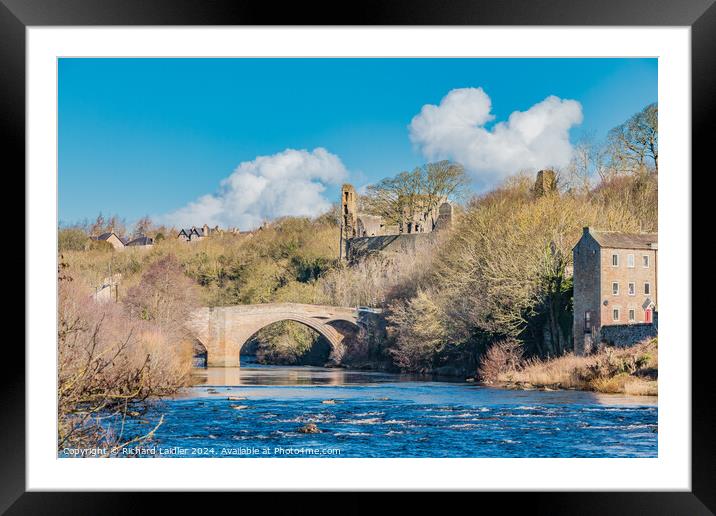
<box><xmin>386</xmin><ymin>290</ymin><xmax>447</xmax><ymax>372</ymax></box>
<box><xmin>62</xmin><ymin>215</ymin><xmax>340</xmax><ymax>307</ymax></box>
<box><xmin>87</xmin><ymin>239</ymin><xmax>114</xmax><ymax>253</ymax></box>
<box><xmin>252</xmin><ymin>320</ymin><xmax>326</xmax><ymax>365</ymax></box>
<box><xmin>58</xmin><ymin>228</ymin><xmax>89</xmax><ymax>252</ymax></box>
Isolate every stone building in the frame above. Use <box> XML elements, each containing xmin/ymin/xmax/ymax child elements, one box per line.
<box><xmin>177</xmin><ymin>227</ymin><xmax>202</xmax><ymax>242</ymax></box>
<box><xmin>125</xmin><ymin>235</ymin><xmax>154</xmax><ymax>248</ymax></box>
<box><xmin>340</xmin><ymin>183</ymin><xmax>451</xmax><ymax>239</ymax></box>
<box><xmin>92</xmin><ymin>273</ymin><xmax>122</xmax><ymax>303</ymax></box>
<box><xmin>340</xmin><ymin>183</ymin><xmax>454</xmax><ymax>261</ymax></box>
<box><xmin>177</xmin><ymin>224</ymin><xmax>222</xmax><ymax>242</ymax></box>
<box><xmin>89</xmin><ymin>231</ymin><xmax>126</xmax><ymax>250</ymax></box>
<box><xmin>572</xmin><ymin>227</ymin><xmax>658</xmax><ymax>354</ymax></box>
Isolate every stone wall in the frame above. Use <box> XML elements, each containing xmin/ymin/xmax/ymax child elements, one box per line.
<box><xmin>356</xmin><ymin>214</ymin><xmax>384</xmax><ymax>237</ymax></box>
<box><xmin>599</xmin><ymin>322</ymin><xmax>657</xmax><ymax>348</ymax></box>
<box><xmin>345</xmin><ymin>202</ymin><xmax>452</xmax><ymax>262</ymax></box>
<box><xmin>346</xmin><ymin>233</ymin><xmax>436</xmax><ymax>262</ymax></box>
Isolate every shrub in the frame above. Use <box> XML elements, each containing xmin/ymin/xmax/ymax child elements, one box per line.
<box><xmin>124</xmin><ymin>254</ymin><xmax>200</xmax><ymax>326</ymax></box>
<box><xmin>478</xmin><ymin>339</ymin><xmax>524</xmax><ymax>383</ymax></box>
<box><xmin>58</xmin><ymin>228</ymin><xmax>89</xmax><ymax>252</ymax></box>
<box><xmin>481</xmin><ymin>338</ymin><xmax>658</xmax><ymax>395</ymax></box>
<box><xmin>386</xmin><ymin>290</ymin><xmax>446</xmax><ymax>373</ymax></box>
<box><xmin>58</xmin><ymin>265</ymin><xmax>193</xmax><ymax>454</ymax></box>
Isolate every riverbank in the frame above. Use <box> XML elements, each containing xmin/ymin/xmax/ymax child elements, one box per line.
<box><xmin>482</xmin><ymin>338</ymin><xmax>658</xmax><ymax>396</ymax></box>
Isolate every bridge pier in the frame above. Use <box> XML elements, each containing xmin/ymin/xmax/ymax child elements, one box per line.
<box><xmin>205</xmin><ymin>307</ymin><xmax>242</xmax><ymax>367</ymax></box>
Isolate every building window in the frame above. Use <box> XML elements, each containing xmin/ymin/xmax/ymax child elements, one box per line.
<box><xmin>644</xmin><ymin>282</ymin><xmax>651</xmax><ymax>295</ymax></box>
<box><xmin>628</xmin><ymin>282</ymin><xmax>636</xmax><ymax>296</ymax></box>
<box><xmin>628</xmin><ymin>309</ymin><xmax>636</xmax><ymax>322</ymax></box>
<box><xmin>643</xmin><ymin>255</ymin><xmax>650</xmax><ymax>268</ymax></box>
<box><xmin>627</xmin><ymin>254</ymin><xmax>635</xmax><ymax>268</ymax></box>
<box><xmin>612</xmin><ymin>282</ymin><xmax>619</xmax><ymax>295</ymax></box>
<box><xmin>584</xmin><ymin>311</ymin><xmax>592</xmax><ymax>332</ymax></box>
<box><xmin>612</xmin><ymin>308</ymin><xmax>620</xmax><ymax>321</ymax></box>
<box><xmin>611</xmin><ymin>253</ymin><xmax>619</xmax><ymax>267</ymax></box>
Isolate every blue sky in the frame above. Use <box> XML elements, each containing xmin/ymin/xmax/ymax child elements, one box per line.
<box><xmin>58</xmin><ymin>58</ymin><xmax>657</xmax><ymax>229</ymax></box>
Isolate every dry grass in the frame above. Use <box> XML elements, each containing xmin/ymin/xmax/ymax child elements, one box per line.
<box><xmin>480</xmin><ymin>338</ymin><xmax>657</xmax><ymax>396</ymax></box>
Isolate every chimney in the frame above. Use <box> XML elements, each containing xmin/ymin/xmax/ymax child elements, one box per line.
<box><xmin>583</xmin><ymin>226</ymin><xmax>590</xmax><ymax>236</ymax></box>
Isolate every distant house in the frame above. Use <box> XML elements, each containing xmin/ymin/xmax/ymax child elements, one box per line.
<box><xmin>572</xmin><ymin>227</ymin><xmax>658</xmax><ymax>354</ymax></box>
<box><xmin>177</xmin><ymin>227</ymin><xmax>203</xmax><ymax>242</ymax></box>
<box><xmin>177</xmin><ymin>224</ymin><xmax>223</xmax><ymax>242</ymax></box>
<box><xmin>89</xmin><ymin>231</ymin><xmax>125</xmax><ymax>250</ymax></box>
<box><xmin>126</xmin><ymin>235</ymin><xmax>154</xmax><ymax>248</ymax></box>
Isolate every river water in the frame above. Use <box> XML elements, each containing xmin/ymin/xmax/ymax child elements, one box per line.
<box><xmin>120</xmin><ymin>362</ymin><xmax>658</xmax><ymax>458</ymax></box>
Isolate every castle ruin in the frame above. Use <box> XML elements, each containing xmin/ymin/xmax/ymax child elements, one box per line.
<box><xmin>340</xmin><ymin>183</ymin><xmax>453</xmax><ymax>261</ymax></box>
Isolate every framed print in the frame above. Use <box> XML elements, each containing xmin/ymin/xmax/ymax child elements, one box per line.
<box><xmin>4</xmin><ymin>0</ymin><xmax>712</xmax><ymax>512</ymax></box>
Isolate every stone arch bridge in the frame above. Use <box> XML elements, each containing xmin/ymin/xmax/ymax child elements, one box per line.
<box><xmin>186</xmin><ymin>303</ymin><xmax>378</xmax><ymax>367</ymax></box>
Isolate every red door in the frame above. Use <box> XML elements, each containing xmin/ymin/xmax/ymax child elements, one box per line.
<box><xmin>645</xmin><ymin>308</ymin><xmax>652</xmax><ymax>323</ymax></box>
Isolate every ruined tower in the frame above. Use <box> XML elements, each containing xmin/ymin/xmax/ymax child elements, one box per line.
<box><xmin>433</xmin><ymin>202</ymin><xmax>454</xmax><ymax>231</ymax></box>
<box><xmin>533</xmin><ymin>169</ymin><xmax>558</xmax><ymax>197</ymax></box>
<box><xmin>340</xmin><ymin>184</ymin><xmax>357</xmax><ymax>259</ymax></box>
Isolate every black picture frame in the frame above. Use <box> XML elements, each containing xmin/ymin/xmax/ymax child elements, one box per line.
<box><xmin>3</xmin><ymin>0</ymin><xmax>709</xmax><ymax>512</ymax></box>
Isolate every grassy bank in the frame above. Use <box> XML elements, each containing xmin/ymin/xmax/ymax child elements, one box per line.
<box><xmin>479</xmin><ymin>338</ymin><xmax>658</xmax><ymax>396</ymax></box>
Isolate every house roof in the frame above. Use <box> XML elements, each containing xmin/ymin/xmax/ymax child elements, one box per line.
<box><xmin>588</xmin><ymin>229</ymin><xmax>658</xmax><ymax>250</ymax></box>
<box><xmin>92</xmin><ymin>232</ymin><xmax>125</xmax><ymax>243</ymax></box>
<box><xmin>126</xmin><ymin>236</ymin><xmax>153</xmax><ymax>246</ymax></box>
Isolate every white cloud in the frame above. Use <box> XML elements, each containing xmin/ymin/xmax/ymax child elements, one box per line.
<box><xmin>162</xmin><ymin>148</ymin><xmax>348</xmax><ymax>230</ymax></box>
<box><xmin>409</xmin><ymin>87</ymin><xmax>583</xmax><ymax>186</ymax></box>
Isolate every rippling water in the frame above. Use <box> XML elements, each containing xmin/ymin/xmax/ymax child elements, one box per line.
<box><xmin>118</xmin><ymin>364</ymin><xmax>657</xmax><ymax>458</ymax></box>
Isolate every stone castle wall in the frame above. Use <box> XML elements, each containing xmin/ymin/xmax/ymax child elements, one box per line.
<box><xmin>346</xmin><ymin>233</ymin><xmax>436</xmax><ymax>262</ymax></box>
<box><xmin>345</xmin><ymin>201</ymin><xmax>454</xmax><ymax>262</ymax></box>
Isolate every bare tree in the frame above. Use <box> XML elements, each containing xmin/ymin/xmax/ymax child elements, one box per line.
<box><xmin>422</xmin><ymin>160</ymin><xmax>468</xmax><ymax>226</ymax></box>
<box><xmin>362</xmin><ymin>161</ymin><xmax>467</xmax><ymax>233</ymax></box>
<box><xmin>133</xmin><ymin>215</ymin><xmax>153</xmax><ymax>237</ymax></box>
<box><xmin>363</xmin><ymin>169</ymin><xmax>422</xmax><ymax>232</ymax></box>
<box><xmin>106</xmin><ymin>214</ymin><xmax>127</xmax><ymax>238</ymax></box>
<box><xmin>607</xmin><ymin>102</ymin><xmax>658</xmax><ymax>174</ymax></box>
<box><xmin>124</xmin><ymin>254</ymin><xmax>201</xmax><ymax>328</ymax></box>
<box><xmin>90</xmin><ymin>212</ymin><xmax>105</xmax><ymax>236</ymax></box>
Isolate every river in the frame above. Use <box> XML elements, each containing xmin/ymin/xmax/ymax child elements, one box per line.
<box><xmin>119</xmin><ymin>362</ymin><xmax>657</xmax><ymax>458</ymax></box>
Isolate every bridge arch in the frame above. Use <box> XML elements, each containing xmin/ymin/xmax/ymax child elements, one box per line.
<box><xmin>185</xmin><ymin>303</ymin><xmax>365</xmax><ymax>367</ymax></box>
<box><xmin>237</xmin><ymin>314</ymin><xmax>348</xmax><ymax>355</ymax></box>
